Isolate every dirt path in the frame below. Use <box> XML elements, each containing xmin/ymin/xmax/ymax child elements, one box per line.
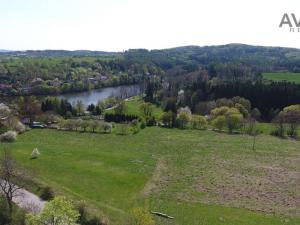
<box><xmin>141</xmin><ymin>158</ymin><xmax>168</xmax><ymax>197</ymax></box>
<box><xmin>0</xmin><ymin>180</ymin><xmax>45</xmax><ymax>213</ymax></box>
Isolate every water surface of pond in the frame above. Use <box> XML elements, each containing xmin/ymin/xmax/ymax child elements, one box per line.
<box><xmin>57</xmin><ymin>84</ymin><xmax>140</xmax><ymax>106</ymax></box>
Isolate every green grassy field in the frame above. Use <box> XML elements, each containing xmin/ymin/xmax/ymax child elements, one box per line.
<box><xmin>106</xmin><ymin>97</ymin><xmax>163</xmax><ymax>119</ymax></box>
<box><xmin>263</xmin><ymin>72</ymin><xmax>300</xmax><ymax>84</ymax></box>
<box><xmin>2</xmin><ymin>128</ymin><xmax>300</xmax><ymax>225</ymax></box>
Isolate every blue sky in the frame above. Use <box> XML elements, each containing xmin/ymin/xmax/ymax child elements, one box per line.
<box><xmin>0</xmin><ymin>0</ymin><xmax>299</xmax><ymax>51</ymax></box>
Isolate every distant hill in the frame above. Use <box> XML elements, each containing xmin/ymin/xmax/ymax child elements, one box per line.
<box><xmin>0</xmin><ymin>49</ymin><xmax>11</xmax><ymax>53</ymax></box>
<box><xmin>123</xmin><ymin>44</ymin><xmax>300</xmax><ymax>72</ymax></box>
<box><xmin>1</xmin><ymin>44</ymin><xmax>300</xmax><ymax>72</ymax></box>
<box><xmin>0</xmin><ymin>49</ymin><xmax>119</xmax><ymax>57</ymax></box>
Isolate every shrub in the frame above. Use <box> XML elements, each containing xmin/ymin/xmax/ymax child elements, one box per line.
<box><xmin>160</xmin><ymin>111</ymin><xmax>174</xmax><ymax>128</ymax></box>
<box><xmin>80</xmin><ymin>120</ymin><xmax>90</xmax><ymax>132</ymax></box>
<box><xmin>104</xmin><ymin>113</ymin><xmax>138</xmax><ymax>123</ymax></box>
<box><xmin>0</xmin><ymin>131</ymin><xmax>17</xmax><ymax>142</ymax></box>
<box><xmin>130</xmin><ymin>207</ymin><xmax>155</xmax><ymax>225</ymax></box>
<box><xmin>76</xmin><ymin>202</ymin><xmax>109</xmax><ymax>225</ymax></box>
<box><xmin>13</xmin><ymin>122</ymin><xmax>26</xmax><ymax>133</ymax></box>
<box><xmin>140</xmin><ymin>118</ymin><xmax>146</xmax><ymax>129</ymax></box>
<box><xmin>130</xmin><ymin>123</ymin><xmax>140</xmax><ymax>134</ymax></box>
<box><xmin>31</xmin><ymin>148</ymin><xmax>40</xmax><ymax>159</ymax></box>
<box><xmin>176</xmin><ymin>112</ymin><xmax>190</xmax><ymax>129</ymax></box>
<box><xmin>211</xmin><ymin>115</ymin><xmax>226</xmax><ymax>131</ymax></box>
<box><xmin>287</xmin><ymin>129</ymin><xmax>297</xmax><ymax>138</ymax></box>
<box><xmin>145</xmin><ymin>116</ymin><xmax>156</xmax><ymax>126</ymax></box>
<box><xmin>271</xmin><ymin>129</ymin><xmax>284</xmax><ymax>137</ymax></box>
<box><xmin>271</xmin><ymin>115</ymin><xmax>285</xmax><ymax>137</ymax></box>
<box><xmin>139</xmin><ymin>103</ymin><xmax>153</xmax><ymax>117</ymax></box>
<box><xmin>77</xmin><ymin>201</ymin><xmax>88</xmax><ymax>224</ymax></box>
<box><xmin>0</xmin><ymin>198</ymin><xmax>10</xmax><ymax>225</ymax></box>
<box><xmin>114</xmin><ymin>101</ymin><xmax>127</xmax><ymax>115</ymax></box>
<box><xmin>191</xmin><ymin>115</ymin><xmax>207</xmax><ymax>130</ymax></box>
<box><xmin>226</xmin><ymin>113</ymin><xmax>243</xmax><ymax>133</ymax></box>
<box><xmin>86</xmin><ymin>216</ymin><xmax>107</xmax><ymax>225</ymax></box>
<box><xmin>102</xmin><ymin>123</ymin><xmax>112</xmax><ymax>133</ymax></box>
<box><xmin>118</xmin><ymin>123</ymin><xmax>130</xmax><ymax>135</ymax></box>
<box><xmin>40</xmin><ymin>186</ymin><xmax>54</xmax><ymax>201</ymax></box>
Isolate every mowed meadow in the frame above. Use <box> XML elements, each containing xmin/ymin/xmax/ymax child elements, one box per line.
<box><xmin>2</xmin><ymin>128</ymin><xmax>300</xmax><ymax>225</ymax></box>
<box><xmin>263</xmin><ymin>72</ymin><xmax>300</xmax><ymax>84</ymax></box>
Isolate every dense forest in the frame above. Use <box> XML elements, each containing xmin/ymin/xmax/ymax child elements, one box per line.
<box><xmin>1</xmin><ymin>44</ymin><xmax>300</xmax><ymax>120</ymax></box>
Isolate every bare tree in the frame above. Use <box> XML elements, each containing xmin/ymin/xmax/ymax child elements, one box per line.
<box><xmin>0</xmin><ymin>150</ymin><xmax>27</xmax><ymax>217</ymax></box>
<box><xmin>247</xmin><ymin>118</ymin><xmax>260</xmax><ymax>159</ymax></box>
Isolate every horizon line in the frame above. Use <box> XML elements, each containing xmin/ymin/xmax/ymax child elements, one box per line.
<box><xmin>1</xmin><ymin>43</ymin><xmax>300</xmax><ymax>52</ymax></box>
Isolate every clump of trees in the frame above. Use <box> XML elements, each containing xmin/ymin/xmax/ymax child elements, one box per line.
<box><xmin>210</xmin><ymin>106</ymin><xmax>243</xmax><ymax>133</ymax></box>
<box><xmin>139</xmin><ymin>102</ymin><xmax>156</xmax><ymax>126</ymax></box>
<box><xmin>59</xmin><ymin>119</ymin><xmax>112</xmax><ymax>134</ymax></box>
<box><xmin>25</xmin><ymin>196</ymin><xmax>79</xmax><ymax>225</ymax></box>
<box><xmin>271</xmin><ymin>104</ymin><xmax>300</xmax><ymax>138</ymax></box>
<box><xmin>16</xmin><ymin>96</ymin><xmax>41</xmax><ymax>123</ymax></box>
<box><xmin>104</xmin><ymin>113</ymin><xmax>138</xmax><ymax>123</ymax></box>
<box><xmin>0</xmin><ymin>103</ymin><xmax>26</xmax><ymax>140</ymax></box>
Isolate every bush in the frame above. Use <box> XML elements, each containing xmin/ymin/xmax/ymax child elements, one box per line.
<box><xmin>211</xmin><ymin>115</ymin><xmax>226</xmax><ymax>131</ymax></box>
<box><xmin>13</xmin><ymin>122</ymin><xmax>26</xmax><ymax>133</ymax></box>
<box><xmin>287</xmin><ymin>129</ymin><xmax>297</xmax><ymax>138</ymax></box>
<box><xmin>11</xmin><ymin>208</ymin><xmax>26</xmax><ymax>225</ymax></box>
<box><xmin>130</xmin><ymin>207</ymin><xmax>155</xmax><ymax>225</ymax></box>
<box><xmin>76</xmin><ymin>202</ymin><xmax>109</xmax><ymax>225</ymax></box>
<box><xmin>191</xmin><ymin>115</ymin><xmax>207</xmax><ymax>130</ymax></box>
<box><xmin>0</xmin><ymin>198</ymin><xmax>10</xmax><ymax>225</ymax></box>
<box><xmin>117</xmin><ymin>123</ymin><xmax>130</xmax><ymax>135</ymax></box>
<box><xmin>102</xmin><ymin>123</ymin><xmax>112</xmax><ymax>133</ymax></box>
<box><xmin>31</xmin><ymin>148</ymin><xmax>40</xmax><ymax>159</ymax></box>
<box><xmin>104</xmin><ymin>113</ymin><xmax>138</xmax><ymax>123</ymax></box>
<box><xmin>160</xmin><ymin>111</ymin><xmax>175</xmax><ymax>128</ymax></box>
<box><xmin>176</xmin><ymin>112</ymin><xmax>190</xmax><ymax>129</ymax></box>
<box><xmin>140</xmin><ymin>118</ymin><xmax>146</xmax><ymax>129</ymax></box>
<box><xmin>145</xmin><ymin>116</ymin><xmax>156</xmax><ymax>126</ymax></box>
<box><xmin>86</xmin><ymin>216</ymin><xmax>107</xmax><ymax>225</ymax></box>
<box><xmin>271</xmin><ymin>116</ymin><xmax>285</xmax><ymax>137</ymax></box>
<box><xmin>0</xmin><ymin>131</ymin><xmax>17</xmax><ymax>142</ymax></box>
<box><xmin>40</xmin><ymin>186</ymin><xmax>54</xmax><ymax>201</ymax></box>
<box><xmin>130</xmin><ymin>123</ymin><xmax>140</xmax><ymax>134</ymax></box>
<box><xmin>271</xmin><ymin>129</ymin><xmax>284</xmax><ymax>137</ymax></box>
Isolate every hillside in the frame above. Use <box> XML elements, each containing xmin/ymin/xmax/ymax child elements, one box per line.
<box><xmin>5</xmin><ymin>128</ymin><xmax>300</xmax><ymax>225</ymax></box>
<box><xmin>1</xmin><ymin>44</ymin><xmax>300</xmax><ymax>72</ymax></box>
<box><xmin>1</xmin><ymin>44</ymin><xmax>300</xmax><ymax>97</ymax></box>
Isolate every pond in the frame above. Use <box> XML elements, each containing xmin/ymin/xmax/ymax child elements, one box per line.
<box><xmin>57</xmin><ymin>84</ymin><xmax>140</xmax><ymax>106</ymax></box>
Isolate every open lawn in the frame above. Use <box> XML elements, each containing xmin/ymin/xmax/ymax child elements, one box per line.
<box><xmin>2</xmin><ymin>128</ymin><xmax>300</xmax><ymax>225</ymax></box>
<box><xmin>263</xmin><ymin>72</ymin><xmax>300</xmax><ymax>84</ymax></box>
<box><xmin>106</xmin><ymin>97</ymin><xmax>163</xmax><ymax>119</ymax></box>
